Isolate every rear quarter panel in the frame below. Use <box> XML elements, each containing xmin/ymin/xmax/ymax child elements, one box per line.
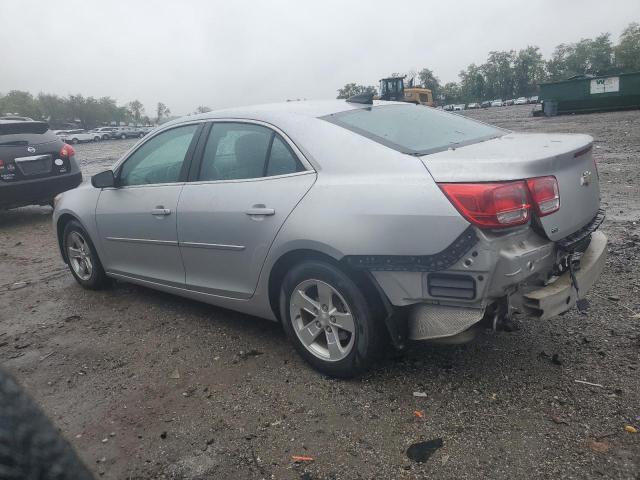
<box><xmin>263</xmin><ymin>118</ymin><xmax>470</xmax><ymax>262</ymax></box>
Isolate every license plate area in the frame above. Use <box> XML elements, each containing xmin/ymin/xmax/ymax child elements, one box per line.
<box><xmin>14</xmin><ymin>154</ymin><xmax>53</xmax><ymax>176</ymax></box>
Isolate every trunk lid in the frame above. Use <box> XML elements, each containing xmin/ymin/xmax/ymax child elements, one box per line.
<box><xmin>421</xmin><ymin>133</ymin><xmax>600</xmax><ymax>241</ymax></box>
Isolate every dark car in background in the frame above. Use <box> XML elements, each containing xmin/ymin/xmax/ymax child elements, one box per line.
<box><xmin>0</xmin><ymin>120</ymin><xmax>82</xmax><ymax>209</ymax></box>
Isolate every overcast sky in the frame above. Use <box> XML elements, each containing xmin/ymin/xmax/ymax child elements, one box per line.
<box><xmin>1</xmin><ymin>0</ymin><xmax>638</xmax><ymax>115</ymax></box>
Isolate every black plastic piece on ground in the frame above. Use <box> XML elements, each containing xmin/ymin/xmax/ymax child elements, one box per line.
<box><xmin>406</xmin><ymin>438</ymin><xmax>444</xmax><ymax>463</ymax></box>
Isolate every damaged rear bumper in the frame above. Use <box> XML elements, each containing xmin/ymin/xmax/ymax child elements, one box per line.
<box><xmin>521</xmin><ymin>230</ymin><xmax>607</xmax><ymax>320</ymax></box>
<box><xmin>369</xmin><ymin>219</ymin><xmax>607</xmax><ymax>342</ymax></box>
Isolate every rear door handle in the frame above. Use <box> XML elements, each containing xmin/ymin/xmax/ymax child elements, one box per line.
<box><xmin>151</xmin><ymin>207</ymin><xmax>172</xmax><ymax>216</ymax></box>
<box><xmin>245</xmin><ymin>206</ymin><xmax>275</xmax><ymax>216</ymax></box>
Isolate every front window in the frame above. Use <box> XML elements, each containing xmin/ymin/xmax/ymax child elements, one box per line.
<box><xmin>322</xmin><ymin>104</ymin><xmax>505</xmax><ymax>155</ymax></box>
<box><xmin>119</xmin><ymin>124</ymin><xmax>198</xmax><ymax>186</ymax></box>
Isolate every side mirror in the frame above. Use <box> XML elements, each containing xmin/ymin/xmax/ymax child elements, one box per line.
<box><xmin>91</xmin><ymin>170</ymin><xmax>116</xmax><ymax>188</ymax></box>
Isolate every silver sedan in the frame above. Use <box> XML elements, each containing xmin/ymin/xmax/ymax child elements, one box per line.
<box><xmin>53</xmin><ymin>100</ymin><xmax>607</xmax><ymax>377</ymax></box>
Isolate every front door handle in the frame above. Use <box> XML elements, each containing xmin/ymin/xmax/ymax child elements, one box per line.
<box><xmin>245</xmin><ymin>206</ymin><xmax>275</xmax><ymax>216</ymax></box>
<box><xmin>151</xmin><ymin>207</ymin><xmax>172</xmax><ymax>216</ymax></box>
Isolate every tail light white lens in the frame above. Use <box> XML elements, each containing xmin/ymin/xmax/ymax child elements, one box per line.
<box><xmin>526</xmin><ymin>176</ymin><xmax>560</xmax><ymax>216</ymax></box>
<box><xmin>439</xmin><ymin>182</ymin><xmax>530</xmax><ymax>228</ymax></box>
<box><xmin>60</xmin><ymin>144</ymin><xmax>75</xmax><ymax>158</ymax></box>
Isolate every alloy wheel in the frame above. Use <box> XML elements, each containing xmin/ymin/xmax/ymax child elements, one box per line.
<box><xmin>66</xmin><ymin>231</ymin><xmax>93</xmax><ymax>281</ymax></box>
<box><xmin>290</xmin><ymin>279</ymin><xmax>356</xmax><ymax>362</ymax></box>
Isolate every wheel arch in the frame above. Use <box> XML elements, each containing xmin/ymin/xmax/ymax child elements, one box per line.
<box><xmin>267</xmin><ymin>248</ymin><xmax>387</xmax><ymax>324</ymax></box>
<box><xmin>56</xmin><ymin>213</ymin><xmax>85</xmax><ymax>263</ymax></box>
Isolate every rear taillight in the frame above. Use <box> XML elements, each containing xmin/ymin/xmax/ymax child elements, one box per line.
<box><xmin>526</xmin><ymin>176</ymin><xmax>559</xmax><ymax>216</ymax></box>
<box><xmin>439</xmin><ymin>181</ymin><xmax>530</xmax><ymax>228</ymax></box>
<box><xmin>60</xmin><ymin>144</ymin><xmax>75</xmax><ymax>158</ymax></box>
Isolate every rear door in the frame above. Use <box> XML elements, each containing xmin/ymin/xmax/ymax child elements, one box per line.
<box><xmin>177</xmin><ymin>121</ymin><xmax>316</xmax><ymax>299</ymax></box>
<box><xmin>95</xmin><ymin>123</ymin><xmax>202</xmax><ymax>286</ymax></box>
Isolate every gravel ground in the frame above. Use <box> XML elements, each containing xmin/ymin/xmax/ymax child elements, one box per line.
<box><xmin>1</xmin><ymin>107</ymin><xmax>639</xmax><ymax>479</ymax></box>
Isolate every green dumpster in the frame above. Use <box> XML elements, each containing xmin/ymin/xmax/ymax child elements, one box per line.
<box><xmin>539</xmin><ymin>71</ymin><xmax>640</xmax><ymax>115</ymax></box>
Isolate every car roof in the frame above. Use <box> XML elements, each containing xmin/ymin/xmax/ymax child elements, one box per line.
<box><xmin>164</xmin><ymin>100</ymin><xmax>405</xmax><ymax>128</ymax></box>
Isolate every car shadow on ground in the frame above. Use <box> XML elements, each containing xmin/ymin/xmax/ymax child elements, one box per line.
<box><xmin>0</xmin><ymin>205</ymin><xmax>53</xmax><ymax>228</ymax></box>
<box><xmin>103</xmin><ymin>278</ymin><xmax>553</xmax><ymax>388</ymax></box>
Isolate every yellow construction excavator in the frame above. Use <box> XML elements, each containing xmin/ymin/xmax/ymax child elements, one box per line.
<box><xmin>377</xmin><ymin>76</ymin><xmax>433</xmax><ymax>106</ymax></box>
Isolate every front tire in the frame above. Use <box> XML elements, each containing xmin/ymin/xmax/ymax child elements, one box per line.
<box><xmin>280</xmin><ymin>260</ymin><xmax>384</xmax><ymax>378</ymax></box>
<box><xmin>62</xmin><ymin>220</ymin><xmax>109</xmax><ymax>290</ymax></box>
<box><xmin>71</xmin><ymin>138</ymin><xmax>79</xmax><ymax>144</ymax></box>
<box><xmin>120</xmin><ymin>134</ymin><xmax>126</xmax><ymax>140</ymax></box>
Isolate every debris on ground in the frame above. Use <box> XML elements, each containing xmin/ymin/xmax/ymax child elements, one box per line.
<box><xmin>575</xmin><ymin>380</ymin><xmax>604</xmax><ymax>388</ymax></box>
<box><xmin>624</xmin><ymin>425</ymin><xmax>637</xmax><ymax>433</ymax></box>
<box><xmin>589</xmin><ymin>441</ymin><xmax>609</xmax><ymax>453</ymax></box>
<box><xmin>237</xmin><ymin>349</ymin><xmax>263</xmax><ymax>360</ymax></box>
<box><xmin>413</xmin><ymin>410</ymin><xmax>425</xmax><ymax>419</ymax></box>
<box><xmin>412</xmin><ymin>391</ymin><xmax>428</xmax><ymax>398</ymax></box>
<box><xmin>291</xmin><ymin>455</ymin><xmax>314</xmax><ymax>463</ymax></box>
<box><xmin>169</xmin><ymin>368</ymin><xmax>181</xmax><ymax>379</ymax></box>
<box><xmin>550</xmin><ymin>415</ymin><xmax>569</xmax><ymax>425</ymax></box>
<box><xmin>406</xmin><ymin>438</ymin><xmax>444</xmax><ymax>463</ymax></box>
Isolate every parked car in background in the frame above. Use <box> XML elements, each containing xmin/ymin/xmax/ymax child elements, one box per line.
<box><xmin>54</xmin><ymin>100</ymin><xmax>606</xmax><ymax>377</ymax></box>
<box><xmin>111</xmin><ymin>126</ymin><xmax>144</xmax><ymax>139</ymax></box>
<box><xmin>0</xmin><ymin>120</ymin><xmax>82</xmax><ymax>209</ymax></box>
<box><xmin>514</xmin><ymin>97</ymin><xmax>528</xmax><ymax>105</ymax></box>
<box><xmin>504</xmin><ymin>99</ymin><xmax>515</xmax><ymax>106</ymax></box>
<box><xmin>57</xmin><ymin>129</ymin><xmax>101</xmax><ymax>144</ymax></box>
<box><xmin>138</xmin><ymin>126</ymin><xmax>155</xmax><ymax>135</ymax></box>
<box><xmin>443</xmin><ymin>104</ymin><xmax>454</xmax><ymax>111</ymax></box>
<box><xmin>0</xmin><ymin>115</ymin><xmax>34</xmax><ymax>121</ymax></box>
<box><xmin>490</xmin><ymin>99</ymin><xmax>503</xmax><ymax>107</ymax></box>
<box><xmin>467</xmin><ymin>102</ymin><xmax>480</xmax><ymax>109</ymax></box>
<box><xmin>91</xmin><ymin>127</ymin><xmax>118</xmax><ymax>140</ymax></box>
<box><xmin>481</xmin><ymin>101</ymin><xmax>491</xmax><ymax>108</ymax></box>
<box><xmin>529</xmin><ymin>96</ymin><xmax>539</xmax><ymax>104</ymax></box>
<box><xmin>453</xmin><ymin>104</ymin><xmax>465</xmax><ymax>111</ymax></box>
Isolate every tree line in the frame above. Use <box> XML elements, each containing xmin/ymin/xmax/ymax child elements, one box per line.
<box><xmin>338</xmin><ymin>22</ymin><xmax>640</xmax><ymax>104</ymax></box>
<box><xmin>0</xmin><ymin>90</ymin><xmax>216</xmax><ymax>130</ymax></box>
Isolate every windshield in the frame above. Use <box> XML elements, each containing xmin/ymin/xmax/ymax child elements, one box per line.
<box><xmin>322</xmin><ymin>104</ymin><xmax>505</xmax><ymax>155</ymax></box>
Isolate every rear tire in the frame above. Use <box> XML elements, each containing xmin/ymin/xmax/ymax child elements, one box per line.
<box><xmin>280</xmin><ymin>260</ymin><xmax>384</xmax><ymax>378</ymax></box>
<box><xmin>120</xmin><ymin>133</ymin><xmax>126</xmax><ymax>139</ymax></box>
<box><xmin>93</xmin><ymin>136</ymin><xmax>100</xmax><ymax>142</ymax></box>
<box><xmin>62</xmin><ymin>220</ymin><xmax>109</xmax><ymax>290</ymax></box>
<box><xmin>71</xmin><ymin>138</ymin><xmax>78</xmax><ymax>144</ymax></box>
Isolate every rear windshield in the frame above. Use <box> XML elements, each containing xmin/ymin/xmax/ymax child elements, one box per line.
<box><xmin>0</xmin><ymin>128</ymin><xmax>57</xmax><ymax>146</ymax></box>
<box><xmin>322</xmin><ymin>104</ymin><xmax>505</xmax><ymax>156</ymax></box>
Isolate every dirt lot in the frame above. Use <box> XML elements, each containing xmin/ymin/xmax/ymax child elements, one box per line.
<box><xmin>1</xmin><ymin>107</ymin><xmax>639</xmax><ymax>479</ymax></box>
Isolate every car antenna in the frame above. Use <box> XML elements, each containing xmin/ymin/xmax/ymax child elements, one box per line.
<box><xmin>346</xmin><ymin>92</ymin><xmax>374</xmax><ymax>105</ymax></box>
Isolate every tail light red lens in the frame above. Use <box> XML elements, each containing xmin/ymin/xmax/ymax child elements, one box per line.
<box><xmin>526</xmin><ymin>176</ymin><xmax>560</xmax><ymax>216</ymax></box>
<box><xmin>60</xmin><ymin>144</ymin><xmax>75</xmax><ymax>158</ymax></box>
<box><xmin>439</xmin><ymin>181</ymin><xmax>530</xmax><ymax>228</ymax></box>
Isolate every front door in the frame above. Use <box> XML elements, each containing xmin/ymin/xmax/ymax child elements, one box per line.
<box><xmin>96</xmin><ymin>123</ymin><xmax>201</xmax><ymax>286</ymax></box>
<box><xmin>177</xmin><ymin>122</ymin><xmax>315</xmax><ymax>298</ymax></box>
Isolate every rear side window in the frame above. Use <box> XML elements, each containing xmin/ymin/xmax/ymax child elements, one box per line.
<box><xmin>199</xmin><ymin>123</ymin><xmax>304</xmax><ymax>181</ymax></box>
<box><xmin>266</xmin><ymin>135</ymin><xmax>303</xmax><ymax>176</ymax></box>
<box><xmin>323</xmin><ymin>104</ymin><xmax>505</xmax><ymax>155</ymax></box>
